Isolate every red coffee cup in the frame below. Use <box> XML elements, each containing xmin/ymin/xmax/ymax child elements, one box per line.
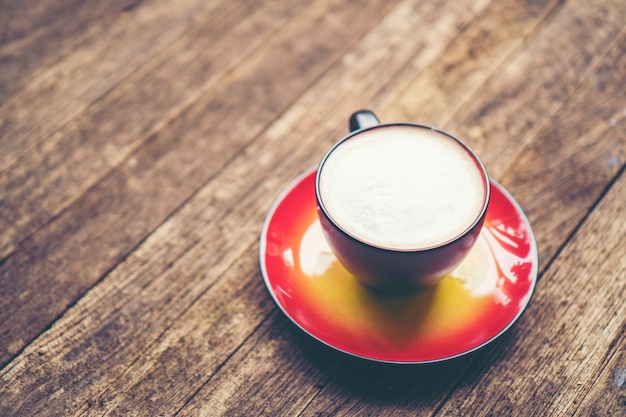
<box><xmin>315</xmin><ymin>110</ymin><xmax>490</xmax><ymax>293</ymax></box>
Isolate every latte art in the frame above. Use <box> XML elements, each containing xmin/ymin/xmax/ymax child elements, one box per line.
<box><xmin>318</xmin><ymin>125</ymin><xmax>486</xmax><ymax>250</ymax></box>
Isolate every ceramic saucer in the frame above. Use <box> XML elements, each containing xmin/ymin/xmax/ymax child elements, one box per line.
<box><xmin>259</xmin><ymin>167</ymin><xmax>538</xmax><ymax>364</ymax></box>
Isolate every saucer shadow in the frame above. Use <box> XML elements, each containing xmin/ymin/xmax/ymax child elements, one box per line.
<box><xmin>284</xmin><ymin>310</ymin><xmax>521</xmax><ymax>407</ymax></box>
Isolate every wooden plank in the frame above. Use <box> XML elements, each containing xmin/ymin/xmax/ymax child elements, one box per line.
<box><xmin>445</xmin><ymin>0</ymin><xmax>626</xmax><ymax>180</ymax></box>
<box><xmin>0</xmin><ymin>0</ymin><xmax>622</xmax><ymax>416</ymax></box>
<box><xmin>0</xmin><ymin>2</ymin><xmax>310</xmax><ymax>362</ymax></box>
<box><xmin>175</xmin><ymin>311</ymin><xmax>346</xmax><ymax>416</ymax></box>
<box><xmin>380</xmin><ymin>0</ymin><xmax>560</xmax><ymax>127</ymax></box>
<box><xmin>0</xmin><ymin>0</ymin><xmax>145</xmax><ymax>47</ymax></box>
<box><xmin>0</xmin><ymin>0</ymin><xmax>301</xmax><ymax>366</ymax></box>
<box><xmin>0</xmin><ymin>0</ymin><xmax>401</xmax><ymax>383</ymax></box>
<box><xmin>574</xmin><ymin>328</ymin><xmax>626</xmax><ymax>417</ymax></box>
<box><xmin>181</xmin><ymin>313</ymin><xmax>475</xmax><ymax>416</ymax></box>
<box><xmin>0</xmin><ymin>0</ymin><xmax>232</xmax><ymax>172</ymax></box>
<box><xmin>0</xmin><ymin>243</ymin><xmax>273</xmax><ymax>416</ymax></box>
<box><xmin>1</xmin><ymin>0</ymin><xmax>84</xmax><ymax>45</ymax></box>
<box><xmin>0</xmin><ymin>0</ymin><xmax>134</xmax><ymax>97</ymax></box>
<box><xmin>0</xmin><ymin>0</ymin><xmax>491</xmax><ymax>412</ymax></box>
<box><xmin>434</xmin><ymin>169</ymin><xmax>625</xmax><ymax>416</ymax></box>
<box><xmin>0</xmin><ymin>0</ymin><xmax>267</xmax><ymax>257</ymax></box>
<box><xmin>0</xmin><ymin>2</ymin><xmax>312</xmax><ymax>258</ymax></box>
<box><xmin>3</xmin><ymin>0</ymin><xmax>616</xmax><ymax>410</ymax></box>
<box><xmin>379</xmin><ymin>0</ymin><xmax>626</xmax><ymax>180</ymax></box>
<box><xmin>502</xmin><ymin>29</ymin><xmax>626</xmax><ymax>266</ymax></box>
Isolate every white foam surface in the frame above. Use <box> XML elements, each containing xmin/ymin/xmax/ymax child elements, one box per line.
<box><xmin>319</xmin><ymin>126</ymin><xmax>485</xmax><ymax>249</ymax></box>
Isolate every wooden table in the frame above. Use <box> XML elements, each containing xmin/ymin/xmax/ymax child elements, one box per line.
<box><xmin>1</xmin><ymin>0</ymin><xmax>624</xmax><ymax>415</ymax></box>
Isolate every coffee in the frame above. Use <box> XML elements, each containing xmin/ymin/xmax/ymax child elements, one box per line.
<box><xmin>318</xmin><ymin>125</ymin><xmax>486</xmax><ymax>250</ymax></box>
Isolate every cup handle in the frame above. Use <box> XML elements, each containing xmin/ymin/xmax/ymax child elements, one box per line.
<box><xmin>349</xmin><ymin>110</ymin><xmax>380</xmax><ymax>132</ymax></box>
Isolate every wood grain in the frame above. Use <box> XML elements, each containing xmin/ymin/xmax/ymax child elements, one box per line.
<box><xmin>0</xmin><ymin>0</ymin><xmax>302</xmax><ymax>364</ymax></box>
<box><xmin>427</xmin><ymin>0</ymin><xmax>624</xmax><ymax>178</ymax></box>
<box><xmin>381</xmin><ymin>0</ymin><xmax>561</xmax><ymax>127</ymax></box>
<box><xmin>1</xmin><ymin>0</ymin><xmax>624</xmax><ymax>415</ymax></box>
<box><xmin>503</xmin><ymin>29</ymin><xmax>626</xmax><ymax>267</ymax></box>
<box><xmin>574</xmin><ymin>323</ymin><xmax>626</xmax><ymax>417</ymax></box>
<box><xmin>0</xmin><ymin>0</ymin><xmax>227</xmax><ymax>168</ymax></box>
<box><xmin>0</xmin><ymin>0</ymin><xmax>400</xmax><ymax>366</ymax></box>
<box><xmin>0</xmin><ymin>0</ymin><xmax>139</xmax><ymax>96</ymax></box>
<box><xmin>0</xmin><ymin>0</ymin><xmax>403</xmax><ymax>402</ymax></box>
<box><xmin>0</xmin><ymin>0</ymin><xmax>300</xmax><ymax>258</ymax></box>
<box><xmin>435</xmin><ymin>169</ymin><xmax>626</xmax><ymax>416</ymax></box>
<box><xmin>0</xmin><ymin>0</ymin><xmax>495</xmax><ymax>412</ymax></box>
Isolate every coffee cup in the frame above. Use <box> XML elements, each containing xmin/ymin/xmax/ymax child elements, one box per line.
<box><xmin>315</xmin><ymin>110</ymin><xmax>490</xmax><ymax>293</ymax></box>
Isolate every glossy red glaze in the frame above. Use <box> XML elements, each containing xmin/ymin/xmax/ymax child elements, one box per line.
<box><xmin>317</xmin><ymin>205</ymin><xmax>485</xmax><ymax>292</ymax></box>
<box><xmin>259</xmin><ymin>168</ymin><xmax>537</xmax><ymax>364</ymax></box>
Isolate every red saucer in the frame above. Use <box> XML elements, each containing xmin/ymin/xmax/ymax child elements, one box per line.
<box><xmin>259</xmin><ymin>168</ymin><xmax>538</xmax><ymax>364</ymax></box>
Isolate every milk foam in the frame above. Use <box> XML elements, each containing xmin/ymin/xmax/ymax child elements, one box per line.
<box><xmin>319</xmin><ymin>126</ymin><xmax>485</xmax><ymax>250</ymax></box>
